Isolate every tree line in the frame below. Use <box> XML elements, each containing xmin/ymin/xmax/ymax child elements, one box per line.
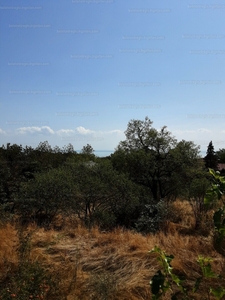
<box><xmin>0</xmin><ymin>117</ymin><xmax>224</xmax><ymax>232</ymax></box>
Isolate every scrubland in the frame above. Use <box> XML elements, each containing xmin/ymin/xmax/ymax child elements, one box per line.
<box><xmin>1</xmin><ymin>200</ymin><xmax>225</xmax><ymax>300</ymax></box>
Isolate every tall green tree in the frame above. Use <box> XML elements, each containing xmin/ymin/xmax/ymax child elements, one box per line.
<box><xmin>111</xmin><ymin>117</ymin><xmax>201</xmax><ymax>202</ymax></box>
<box><xmin>68</xmin><ymin>160</ymin><xmax>141</xmax><ymax>228</ymax></box>
<box><xmin>204</xmin><ymin>141</ymin><xmax>218</xmax><ymax>170</ymax></box>
<box><xmin>183</xmin><ymin>168</ymin><xmax>211</xmax><ymax>230</ymax></box>
<box><xmin>0</xmin><ymin>143</ymin><xmax>31</xmax><ymax>210</ymax></box>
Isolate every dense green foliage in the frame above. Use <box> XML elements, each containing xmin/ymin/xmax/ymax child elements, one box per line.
<box><xmin>216</xmin><ymin>148</ymin><xmax>225</xmax><ymax>164</ymax></box>
<box><xmin>111</xmin><ymin>117</ymin><xmax>203</xmax><ymax>203</ymax></box>
<box><xmin>204</xmin><ymin>168</ymin><xmax>225</xmax><ymax>253</ymax></box>
<box><xmin>0</xmin><ymin>117</ymin><xmax>224</xmax><ymax>233</ymax></box>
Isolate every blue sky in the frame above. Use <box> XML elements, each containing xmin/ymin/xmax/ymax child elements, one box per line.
<box><xmin>0</xmin><ymin>0</ymin><xmax>225</xmax><ymax>155</ymax></box>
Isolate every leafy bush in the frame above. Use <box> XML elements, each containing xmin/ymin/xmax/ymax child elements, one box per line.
<box><xmin>15</xmin><ymin>159</ymin><xmax>142</xmax><ymax>230</ymax></box>
<box><xmin>16</xmin><ymin>167</ymin><xmax>76</xmax><ymax>227</ymax></box>
<box><xmin>204</xmin><ymin>169</ymin><xmax>225</xmax><ymax>253</ymax></box>
<box><xmin>135</xmin><ymin>199</ymin><xmax>173</xmax><ymax>234</ymax></box>
<box><xmin>150</xmin><ymin>246</ymin><xmax>225</xmax><ymax>300</ymax></box>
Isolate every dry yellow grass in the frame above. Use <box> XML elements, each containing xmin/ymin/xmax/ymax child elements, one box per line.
<box><xmin>1</xmin><ymin>200</ymin><xmax>225</xmax><ymax>299</ymax></box>
<box><xmin>0</xmin><ymin>223</ymin><xmax>18</xmax><ymax>273</ymax></box>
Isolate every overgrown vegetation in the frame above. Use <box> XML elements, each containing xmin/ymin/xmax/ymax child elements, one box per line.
<box><xmin>0</xmin><ymin>226</ymin><xmax>62</xmax><ymax>299</ymax></box>
<box><xmin>150</xmin><ymin>246</ymin><xmax>225</xmax><ymax>300</ymax></box>
<box><xmin>150</xmin><ymin>167</ymin><xmax>225</xmax><ymax>299</ymax></box>
<box><xmin>1</xmin><ymin>117</ymin><xmax>225</xmax><ymax>299</ymax></box>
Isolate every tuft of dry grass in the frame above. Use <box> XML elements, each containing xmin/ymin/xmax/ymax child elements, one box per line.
<box><xmin>171</xmin><ymin>199</ymin><xmax>196</xmax><ymax>227</ymax></box>
<box><xmin>0</xmin><ymin>223</ymin><xmax>18</xmax><ymax>275</ymax></box>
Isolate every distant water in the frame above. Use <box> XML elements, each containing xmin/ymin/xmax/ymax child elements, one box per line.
<box><xmin>76</xmin><ymin>150</ymin><xmax>206</xmax><ymax>158</ymax></box>
<box><xmin>76</xmin><ymin>150</ymin><xmax>114</xmax><ymax>157</ymax></box>
<box><xmin>94</xmin><ymin>150</ymin><xmax>114</xmax><ymax>157</ymax></box>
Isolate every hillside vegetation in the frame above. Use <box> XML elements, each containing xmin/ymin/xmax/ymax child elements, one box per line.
<box><xmin>1</xmin><ymin>117</ymin><xmax>225</xmax><ymax>299</ymax></box>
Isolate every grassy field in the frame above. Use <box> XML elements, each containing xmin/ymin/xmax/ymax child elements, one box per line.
<box><xmin>1</xmin><ymin>200</ymin><xmax>225</xmax><ymax>300</ymax></box>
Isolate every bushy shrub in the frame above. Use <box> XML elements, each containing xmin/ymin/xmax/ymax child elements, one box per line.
<box><xmin>135</xmin><ymin>199</ymin><xmax>173</xmax><ymax>234</ymax></box>
<box><xmin>91</xmin><ymin>209</ymin><xmax>117</xmax><ymax>230</ymax></box>
<box><xmin>16</xmin><ymin>167</ymin><xmax>76</xmax><ymax>228</ymax></box>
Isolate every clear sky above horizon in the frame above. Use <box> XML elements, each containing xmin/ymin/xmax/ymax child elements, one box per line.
<box><xmin>0</xmin><ymin>0</ymin><xmax>225</xmax><ymax>155</ymax></box>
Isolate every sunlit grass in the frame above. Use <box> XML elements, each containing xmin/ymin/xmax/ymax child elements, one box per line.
<box><xmin>0</xmin><ymin>200</ymin><xmax>225</xmax><ymax>299</ymax></box>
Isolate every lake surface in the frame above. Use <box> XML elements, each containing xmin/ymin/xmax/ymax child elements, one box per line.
<box><xmin>75</xmin><ymin>150</ymin><xmax>114</xmax><ymax>157</ymax></box>
<box><xmin>76</xmin><ymin>150</ymin><xmax>207</xmax><ymax>158</ymax></box>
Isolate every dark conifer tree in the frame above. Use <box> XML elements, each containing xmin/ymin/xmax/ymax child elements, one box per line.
<box><xmin>204</xmin><ymin>141</ymin><xmax>218</xmax><ymax>170</ymax></box>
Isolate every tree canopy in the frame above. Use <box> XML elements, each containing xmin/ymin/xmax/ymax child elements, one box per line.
<box><xmin>111</xmin><ymin>117</ymin><xmax>202</xmax><ymax>202</ymax></box>
<box><xmin>0</xmin><ymin>118</ymin><xmax>216</xmax><ymax>232</ymax></box>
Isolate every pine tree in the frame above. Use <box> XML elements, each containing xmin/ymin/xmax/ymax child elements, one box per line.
<box><xmin>204</xmin><ymin>141</ymin><xmax>218</xmax><ymax>170</ymax></box>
